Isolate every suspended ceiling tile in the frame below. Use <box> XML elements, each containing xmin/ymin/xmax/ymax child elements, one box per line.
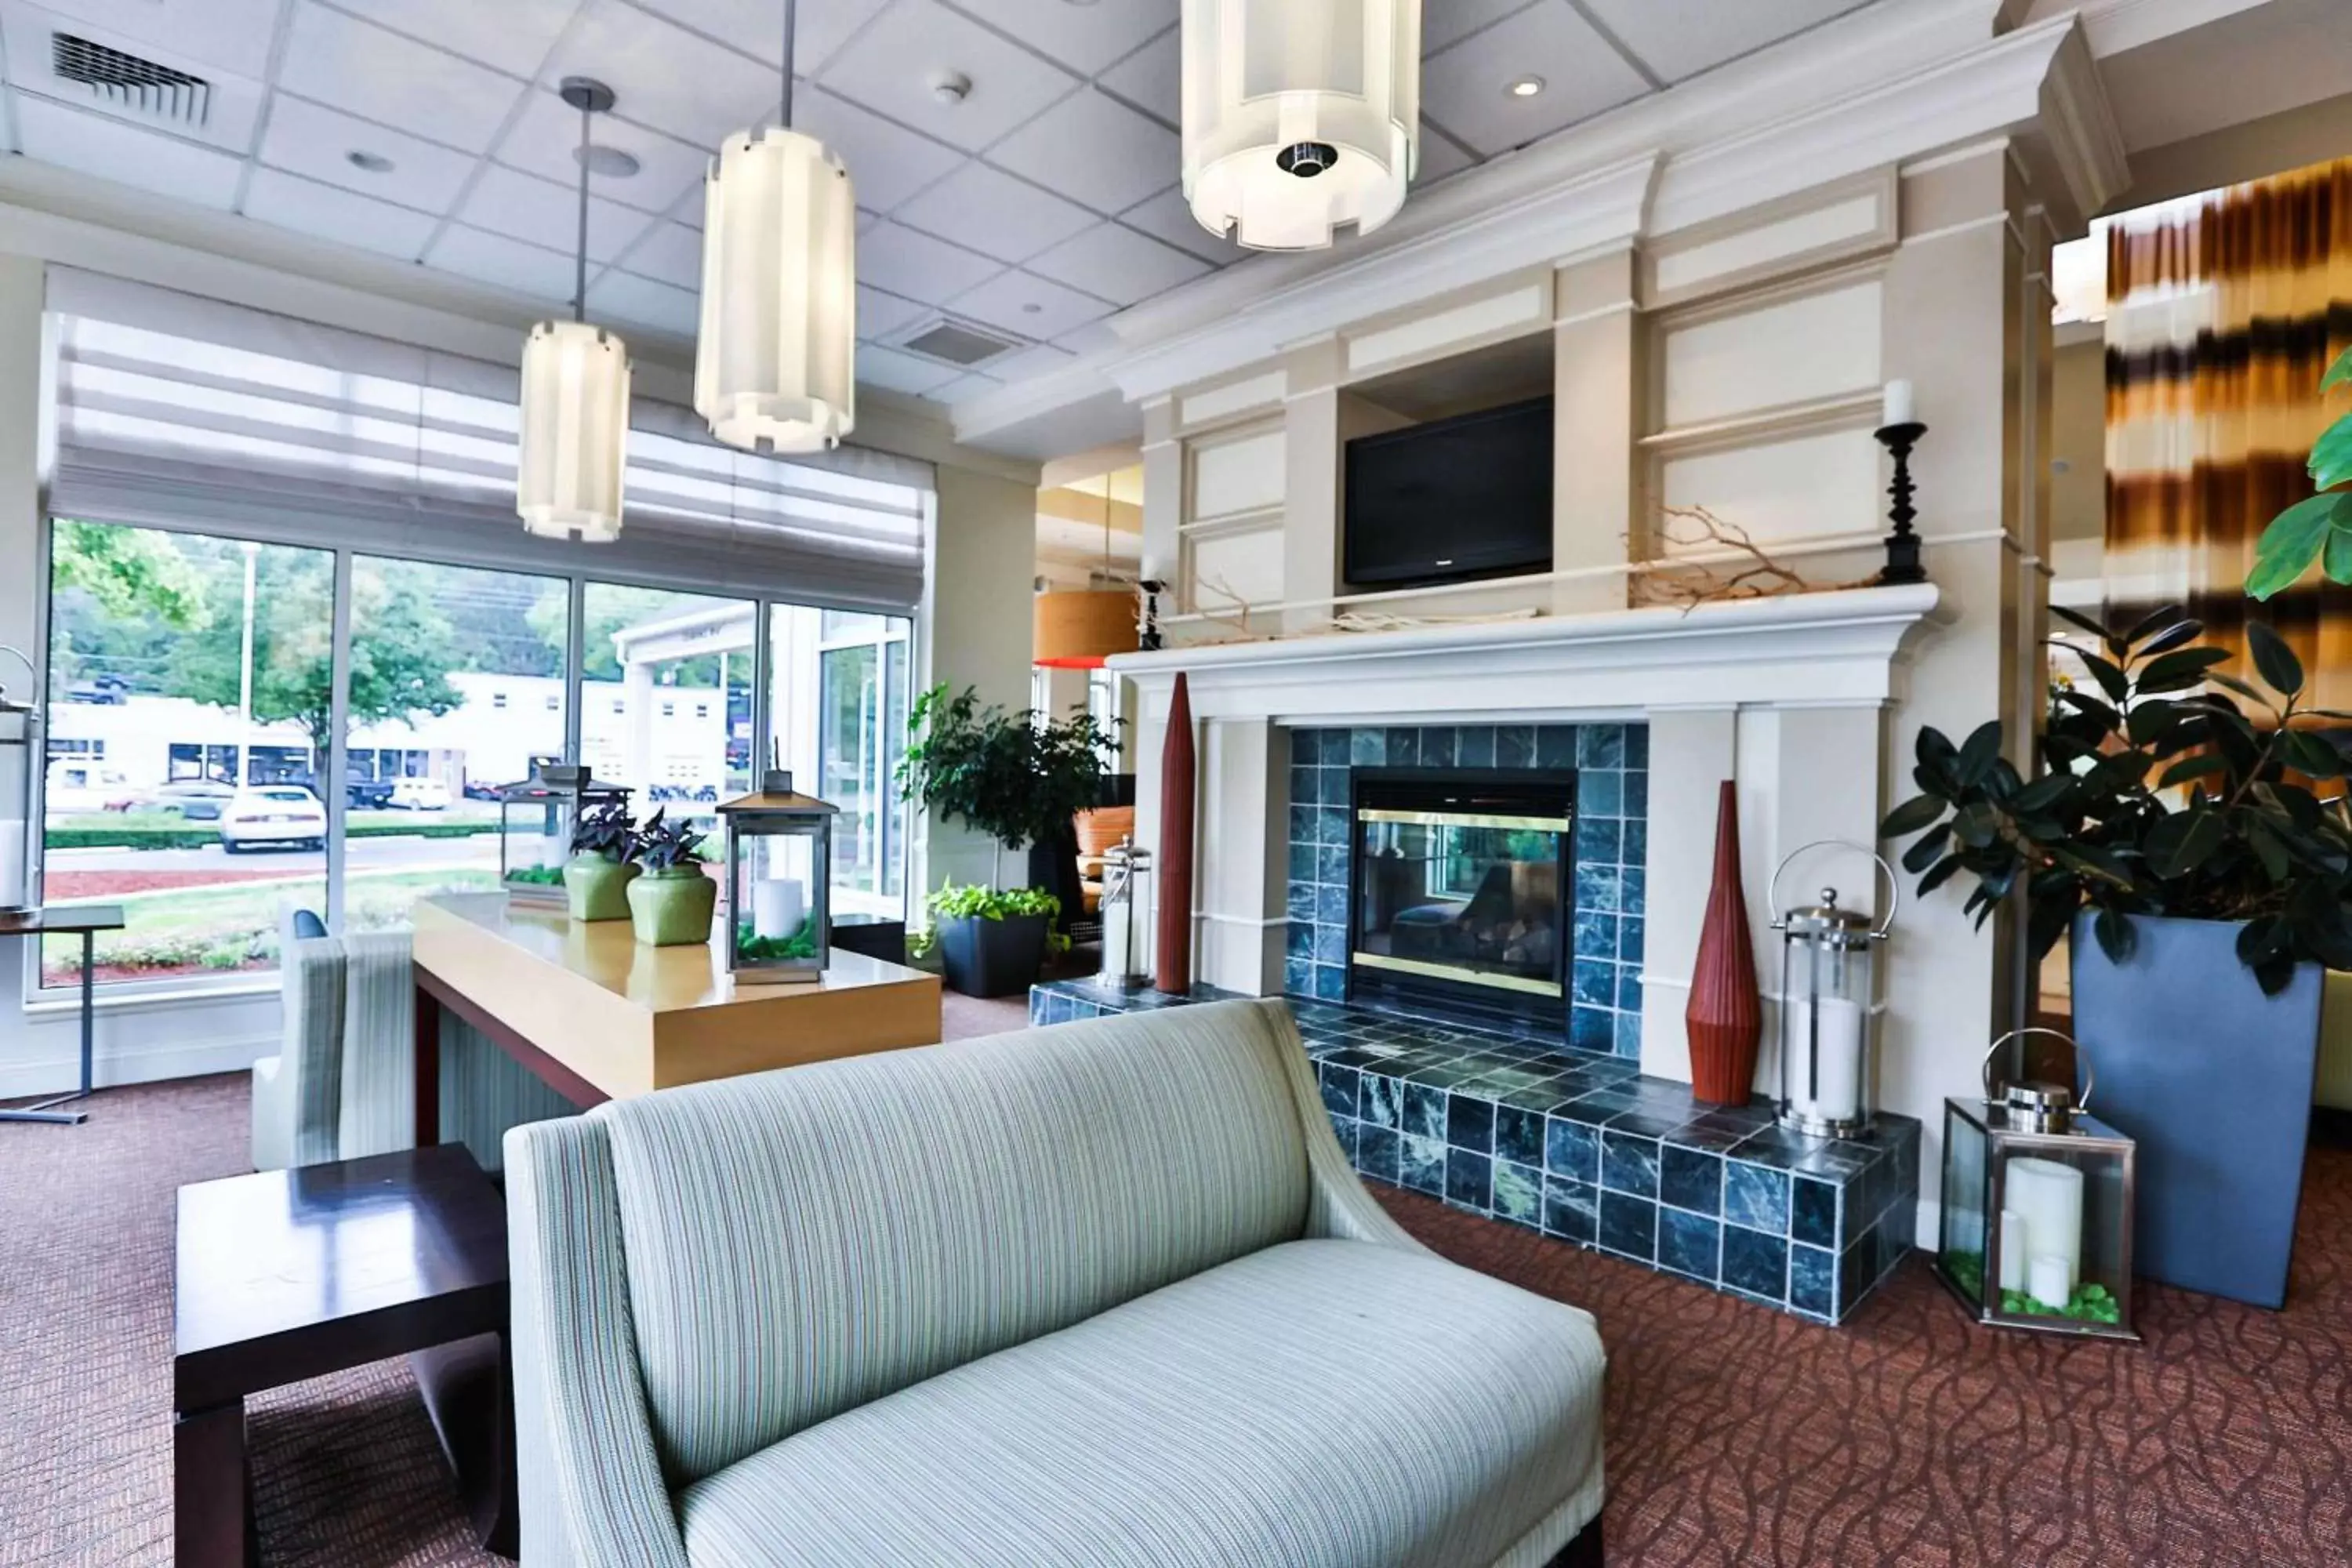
<box><xmin>632</xmin><ymin>0</ymin><xmax>894</xmax><ymax>74</ymax></box>
<box><xmin>615</xmin><ymin>221</ymin><xmax>704</xmax><ymax>290</ymax></box>
<box><xmin>426</xmin><ymin>224</ymin><xmax>578</xmax><ymax>303</ymax></box>
<box><xmin>1415</xmin><ymin>122</ymin><xmax>1480</xmax><ymax>185</ymax></box>
<box><xmin>278</xmin><ymin>1</ymin><xmax>525</xmax><ymax>154</ymax></box>
<box><xmin>1421</xmin><ymin>1</ymin><xmax>1651</xmax><ymax>157</ymax></box>
<box><xmin>1096</xmin><ymin>25</ymin><xmax>1178</xmax><ymax>125</ymax></box>
<box><xmin>1425</xmin><ymin>0</ymin><xmax>1537</xmax><ymax>55</ymax></box>
<box><xmin>1579</xmin><ymin>0</ymin><xmax>1867</xmax><ymax>84</ymax></box>
<box><xmin>857</xmin><ymin>284</ymin><xmax>928</xmax><ymax>340</ymax></box>
<box><xmin>978</xmin><ymin>339</ymin><xmax>1078</xmax><ymax>383</ymax></box>
<box><xmin>816</xmin><ymin>0</ymin><xmax>1080</xmax><ymax>153</ymax></box>
<box><xmin>456</xmin><ymin>164</ymin><xmax>652</xmax><ymax>265</ymax></box>
<box><xmin>586</xmin><ymin>269</ymin><xmax>701</xmax><ymax>336</ymax></box>
<box><xmin>495</xmin><ymin>86</ymin><xmax>713</xmax><ymax>216</ymax></box>
<box><xmin>540</xmin><ymin>0</ymin><xmax>782</xmax><ymax>148</ymax></box>
<box><xmin>1025</xmin><ymin>221</ymin><xmax>1207</xmax><ymax>308</ymax></box>
<box><xmin>241</xmin><ymin>166</ymin><xmax>441</xmax><ymax>260</ymax></box>
<box><xmin>326</xmin><ymin>0</ymin><xmax>582</xmax><ymax>79</ymax></box>
<box><xmin>857</xmin><ymin>342</ymin><xmax>961</xmax><ymax>396</ymax></box>
<box><xmin>895</xmin><ymin>162</ymin><xmax>1099</xmax><ymax>264</ymax></box>
<box><xmin>24</xmin><ymin>0</ymin><xmax>284</xmax><ymax>78</ymax></box>
<box><xmin>1116</xmin><ymin>184</ymin><xmax>1236</xmax><ymax>265</ymax></box>
<box><xmin>793</xmin><ymin>85</ymin><xmax>965</xmax><ymax>212</ymax></box>
<box><xmin>967</xmin><ymin>0</ymin><xmax>1176</xmax><ymax>77</ymax></box>
<box><xmin>928</xmin><ymin>370</ymin><xmax>1004</xmax><ymax>405</ymax></box>
<box><xmin>857</xmin><ymin>219</ymin><xmax>1004</xmax><ymax>303</ymax></box>
<box><xmin>9</xmin><ymin>93</ymin><xmax>245</xmax><ymax>209</ymax></box>
<box><xmin>260</xmin><ymin>94</ymin><xmax>481</xmax><ymax>213</ymax></box>
<box><xmin>948</xmin><ymin>267</ymin><xmax>1111</xmax><ymax>341</ymax></box>
<box><xmin>985</xmin><ymin>87</ymin><xmax>1176</xmax><ymax>217</ymax></box>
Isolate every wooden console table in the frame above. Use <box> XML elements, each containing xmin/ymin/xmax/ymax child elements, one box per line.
<box><xmin>409</xmin><ymin>893</ymin><xmax>942</xmax><ymax>1139</ymax></box>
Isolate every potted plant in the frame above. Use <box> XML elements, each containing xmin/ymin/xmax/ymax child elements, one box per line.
<box><xmin>1880</xmin><ymin>605</ymin><xmax>2352</xmax><ymax>1307</ymax></box>
<box><xmin>562</xmin><ymin>799</ymin><xmax>641</xmax><ymax>922</ymax></box>
<box><xmin>625</xmin><ymin>808</ymin><xmax>717</xmax><ymax>948</ymax></box>
<box><xmin>897</xmin><ymin>684</ymin><xmax>1118</xmax><ymax>996</ymax></box>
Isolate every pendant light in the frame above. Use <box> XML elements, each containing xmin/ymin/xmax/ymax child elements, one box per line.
<box><xmin>695</xmin><ymin>0</ymin><xmax>856</xmax><ymax>453</ymax></box>
<box><xmin>1035</xmin><ymin>478</ymin><xmax>1142</xmax><ymax>670</ymax></box>
<box><xmin>517</xmin><ymin>78</ymin><xmax>633</xmax><ymax>543</ymax></box>
<box><xmin>1181</xmin><ymin>0</ymin><xmax>1421</xmax><ymax>252</ymax></box>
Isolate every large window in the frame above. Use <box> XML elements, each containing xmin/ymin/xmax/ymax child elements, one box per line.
<box><xmin>35</xmin><ymin>520</ymin><xmax>914</xmax><ymax>992</ymax></box>
<box><xmin>41</xmin><ymin>524</ymin><xmax>329</xmax><ymax>986</ymax></box>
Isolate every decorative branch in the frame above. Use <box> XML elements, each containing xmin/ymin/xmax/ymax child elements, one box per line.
<box><xmin>1628</xmin><ymin>506</ymin><xmax>1875</xmax><ymax>612</ymax></box>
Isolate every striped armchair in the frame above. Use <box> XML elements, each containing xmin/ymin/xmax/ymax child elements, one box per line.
<box><xmin>505</xmin><ymin>998</ymin><xmax>1607</xmax><ymax>1568</ymax></box>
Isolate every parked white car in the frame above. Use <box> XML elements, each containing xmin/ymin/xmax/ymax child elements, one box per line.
<box><xmin>45</xmin><ymin>761</ymin><xmax>136</xmax><ymax>814</ymax></box>
<box><xmin>219</xmin><ymin>787</ymin><xmax>326</xmax><ymax>852</ymax></box>
<box><xmin>387</xmin><ymin>779</ymin><xmax>452</xmax><ymax>811</ymax></box>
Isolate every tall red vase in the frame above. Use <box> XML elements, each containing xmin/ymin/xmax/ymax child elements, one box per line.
<box><xmin>1155</xmin><ymin>673</ymin><xmax>1196</xmax><ymax>996</ymax></box>
<box><xmin>1685</xmin><ymin>779</ymin><xmax>1762</xmax><ymax>1105</ymax></box>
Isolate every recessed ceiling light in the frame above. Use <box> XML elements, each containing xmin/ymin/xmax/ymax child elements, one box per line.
<box><xmin>929</xmin><ymin>69</ymin><xmax>971</xmax><ymax>105</ymax></box>
<box><xmin>575</xmin><ymin>143</ymin><xmax>641</xmax><ymax>178</ymax></box>
<box><xmin>1508</xmin><ymin>75</ymin><xmax>1545</xmax><ymax>98</ymax></box>
<box><xmin>346</xmin><ymin>150</ymin><xmax>395</xmax><ymax>173</ymax></box>
<box><xmin>1022</xmin><ymin>302</ymin><xmax>1043</xmax><ymax>314</ymax></box>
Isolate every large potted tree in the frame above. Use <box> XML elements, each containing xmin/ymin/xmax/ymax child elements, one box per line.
<box><xmin>898</xmin><ymin>685</ymin><xmax>1118</xmax><ymax>997</ymax></box>
<box><xmin>1881</xmin><ymin>607</ymin><xmax>2352</xmax><ymax>1307</ymax></box>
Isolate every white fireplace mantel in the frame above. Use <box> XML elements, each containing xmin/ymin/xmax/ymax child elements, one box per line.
<box><xmin>1109</xmin><ymin>583</ymin><xmax>1945</xmax><ymax>722</ymax></box>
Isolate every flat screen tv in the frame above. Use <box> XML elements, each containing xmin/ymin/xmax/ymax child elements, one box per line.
<box><xmin>1344</xmin><ymin>397</ymin><xmax>1553</xmax><ymax>588</ymax></box>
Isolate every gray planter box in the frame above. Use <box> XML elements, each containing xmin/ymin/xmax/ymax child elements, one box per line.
<box><xmin>2070</xmin><ymin>911</ymin><xmax>2323</xmax><ymax>1308</ymax></box>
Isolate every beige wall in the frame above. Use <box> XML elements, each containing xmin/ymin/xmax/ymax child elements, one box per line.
<box><xmin>921</xmin><ymin>466</ymin><xmax>1040</xmax><ymax>892</ymax></box>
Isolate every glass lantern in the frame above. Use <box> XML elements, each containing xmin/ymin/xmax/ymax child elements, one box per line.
<box><xmin>1096</xmin><ymin>838</ymin><xmax>1152</xmax><ymax>986</ymax></box>
<box><xmin>1</xmin><ymin>645</ymin><xmax>34</xmax><ymax>914</ymax></box>
<box><xmin>1938</xmin><ymin>1028</ymin><xmax>2138</xmax><ymax>1341</ymax></box>
<box><xmin>500</xmin><ymin>764</ymin><xmax>631</xmax><ymax>906</ymax></box>
<box><xmin>717</xmin><ymin>769</ymin><xmax>837</xmax><ymax>985</ymax></box>
<box><xmin>1769</xmin><ymin>842</ymin><xmax>1896</xmax><ymax>1138</ymax></box>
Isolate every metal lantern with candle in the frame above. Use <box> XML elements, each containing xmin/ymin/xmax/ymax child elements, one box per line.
<box><xmin>1769</xmin><ymin>841</ymin><xmax>1896</xmax><ymax>1138</ymax></box>
<box><xmin>0</xmin><ymin>645</ymin><xmax>35</xmax><ymax>914</ymax></box>
<box><xmin>500</xmin><ymin>765</ymin><xmax>632</xmax><ymax>906</ymax></box>
<box><xmin>717</xmin><ymin>768</ymin><xmax>837</xmax><ymax>984</ymax></box>
<box><xmin>1095</xmin><ymin>837</ymin><xmax>1152</xmax><ymax>987</ymax></box>
<box><xmin>1937</xmin><ymin>1028</ymin><xmax>2138</xmax><ymax>1340</ymax></box>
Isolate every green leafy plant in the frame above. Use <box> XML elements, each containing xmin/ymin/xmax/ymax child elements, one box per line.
<box><xmin>896</xmin><ymin>684</ymin><xmax>1120</xmax><ymax>887</ymax></box>
<box><xmin>505</xmin><ymin>865</ymin><xmax>568</xmax><ymax>887</ymax></box>
<box><xmin>632</xmin><ymin>808</ymin><xmax>708</xmax><ymax>873</ymax></box>
<box><xmin>570</xmin><ymin>799</ymin><xmax>637</xmax><ymax>861</ymax></box>
<box><xmin>1879</xmin><ymin>604</ymin><xmax>2352</xmax><ymax>996</ymax></box>
<box><xmin>909</xmin><ymin>884</ymin><xmax>1067</xmax><ymax>960</ymax></box>
<box><xmin>2248</xmin><ymin>345</ymin><xmax>2352</xmax><ymax>598</ymax></box>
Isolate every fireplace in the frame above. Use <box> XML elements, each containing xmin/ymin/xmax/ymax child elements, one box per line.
<box><xmin>1348</xmin><ymin>770</ymin><xmax>1574</xmax><ymax>1032</ymax></box>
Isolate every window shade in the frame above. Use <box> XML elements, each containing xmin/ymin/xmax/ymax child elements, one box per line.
<box><xmin>42</xmin><ymin>268</ymin><xmax>933</xmax><ymax>614</ymax></box>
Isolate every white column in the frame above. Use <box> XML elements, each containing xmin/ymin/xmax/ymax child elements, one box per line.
<box><xmin>920</xmin><ymin>465</ymin><xmax>1039</xmax><ymax>892</ymax></box>
<box><xmin>1639</xmin><ymin>706</ymin><xmax>1737</xmax><ymax>1080</ymax></box>
<box><xmin>1195</xmin><ymin>716</ymin><xmax>1287</xmax><ymax>996</ymax></box>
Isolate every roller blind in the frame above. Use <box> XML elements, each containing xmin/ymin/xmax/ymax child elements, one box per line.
<box><xmin>42</xmin><ymin>268</ymin><xmax>933</xmax><ymax>613</ymax></box>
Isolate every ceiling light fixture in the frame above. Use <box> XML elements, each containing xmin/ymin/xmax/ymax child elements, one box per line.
<box><xmin>695</xmin><ymin>0</ymin><xmax>857</xmax><ymax>454</ymax></box>
<box><xmin>345</xmin><ymin>150</ymin><xmax>394</xmax><ymax>173</ymax></box>
<box><xmin>1508</xmin><ymin>75</ymin><xmax>1544</xmax><ymax>97</ymax></box>
<box><xmin>1181</xmin><ymin>0</ymin><xmax>1421</xmax><ymax>252</ymax></box>
<box><xmin>517</xmin><ymin>78</ymin><xmax>632</xmax><ymax>543</ymax></box>
<box><xmin>575</xmin><ymin>144</ymin><xmax>641</xmax><ymax>178</ymax></box>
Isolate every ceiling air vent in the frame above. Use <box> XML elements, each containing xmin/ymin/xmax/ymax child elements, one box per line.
<box><xmin>896</xmin><ymin>318</ymin><xmax>1021</xmax><ymax>368</ymax></box>
<box><xmin>51</xmin><ymin>33</ymin><xmax>211</xmax><ymax>127</ymax></box>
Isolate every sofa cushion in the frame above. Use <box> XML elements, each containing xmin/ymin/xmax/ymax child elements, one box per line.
<box><xmin>601</xmin><ymin>1000</ymin><xmax>1315</xmax><ymax>1485</ymax></box>
<box><xmin>676</xmin><ymin>1238</ymin><xmax>1606</xmax><ymax>1568</ymax></box>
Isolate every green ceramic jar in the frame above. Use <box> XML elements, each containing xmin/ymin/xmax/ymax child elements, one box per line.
<box><xmin>563</xmin><ymin>853</ymin><xmax>640</xmax><ymax>923</ymax></box>
<box><xmin>627</xmin><ymin>866</ymin><xmax>717</xmax><ymax>947</ymax></box>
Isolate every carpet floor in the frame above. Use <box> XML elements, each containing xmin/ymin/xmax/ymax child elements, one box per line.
<box><xmin>5</xmin><ymin>1049</ymin><xmax>2349</xmax><ymax>1566</ymax></box>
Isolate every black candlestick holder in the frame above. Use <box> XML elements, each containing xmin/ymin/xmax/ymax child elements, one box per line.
<box><xmin>1874</xmin><ymin>420</ymin><xmax>1929</xmax><ymax>586</ymax></box>
<box><xmin>1138</xmin><ymin>579</ymin><xmax>1166</xmax><ymax>652</ymax></box>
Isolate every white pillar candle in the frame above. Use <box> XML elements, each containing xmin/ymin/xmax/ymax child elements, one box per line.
<box><xmin>1882</xmin><ymin>379</ymin><xmax>1916</xmax><ymax>426</ymax></box>
<box><xmin>2005</xmin><ymin>1156</ymin><xmax>2084</xmax><ymax>1290</ymax></box>
<box><xmin>1787</xmin><ymin>995</ymin><xmax>1864</xmax><ymax>1123</ymax></box>
<box><xmin>1998</xmin><ymin>1208</ymin><xmax>2031</xmax><ymax>1294</ymax></box>
<box><xmin>2028</xmin><ymin>1251</ymin><xmax>2076</xmax><ymax>1312</ymax></box>
<box><xmin>0</xmin><ymin>818</ymin><xmax>22</xmax><ymax>909</ymax></box>
<box><xmin>1100</xmin><ymin>900</ymin><xmax>1131</xmax><ymax>980</ymax></box>
<box><xmin>751</xmin><ymin>877</ymin><xmax>805</xmax><ymax>941</ymax></box>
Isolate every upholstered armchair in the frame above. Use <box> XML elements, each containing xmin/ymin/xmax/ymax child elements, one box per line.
<box><xmin>506</xmin><ymin>998</ymin><xmax>1607</xmax><ymax>1568</ymax></box>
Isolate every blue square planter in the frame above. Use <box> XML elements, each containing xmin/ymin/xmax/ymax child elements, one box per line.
<box><xmin>2070</xmin><ymin>911</ymin><xmax>2323</xmax><ymax>1308</ymax></box>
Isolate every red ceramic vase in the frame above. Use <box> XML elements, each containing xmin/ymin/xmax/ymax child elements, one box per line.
<box><xmin>1685</xmin><ymin>779</ymin><xmax>1763</xmax><ymax>1105</ymax></box>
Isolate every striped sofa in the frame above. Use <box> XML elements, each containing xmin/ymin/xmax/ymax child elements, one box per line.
<box><xmin>504</xmin><ymin>997</ymin><xmax>1607</xmax><ymax>1567</ymax></box>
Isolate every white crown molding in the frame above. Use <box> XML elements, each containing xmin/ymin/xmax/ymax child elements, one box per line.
<box><xmin>953</xmin><ymin>5</ymin><xmax>2125</xmax><ymax>453</ymax></box>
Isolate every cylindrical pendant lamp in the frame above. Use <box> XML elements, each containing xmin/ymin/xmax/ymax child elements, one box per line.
<box><xmin>1181</xmin><ymin>0</ymin><xmax>1421</xmax><ymax>252</ymax></box>
<box><xmin>1034</xmin><ymin>589</ymin><xmax>1139</xmax><ymax>669</ymax></box>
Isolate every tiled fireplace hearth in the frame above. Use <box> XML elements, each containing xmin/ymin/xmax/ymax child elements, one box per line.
<box><xmin>1031</xmin><ymin>982</ymin><xmax>1922</xmax><ymax>1325</ymax></box>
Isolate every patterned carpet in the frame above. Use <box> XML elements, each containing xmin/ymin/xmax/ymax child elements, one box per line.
<box><xmin>5</xmin><ymin>1043</ymin><xmax>2348</xmax><ymax>1566</ymax></box>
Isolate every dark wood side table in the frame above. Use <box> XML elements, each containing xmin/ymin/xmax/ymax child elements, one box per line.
<box><xmin>174</xmin><ymin>1145</ymin><xmax>517</xmax><ymax>1564</ymax></box>
<box><xmin>0</xmin><ymin>904</ymin><xmax>125</xmax><ymax>1125</ymax></box>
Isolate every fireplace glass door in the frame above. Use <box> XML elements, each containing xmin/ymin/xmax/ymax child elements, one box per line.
<box><xmin>1352</xmin><ymin>775</ymin><xmax>1571</xmax><ymax>1019</ymax></box>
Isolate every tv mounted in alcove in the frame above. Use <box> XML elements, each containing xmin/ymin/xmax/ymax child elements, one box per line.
<box><xmin>1343</xmin><ymin>396</ymin><xmax>1554</xmax><ymax>588</ymax></box>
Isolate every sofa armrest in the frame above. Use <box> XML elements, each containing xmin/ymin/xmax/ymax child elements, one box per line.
<box><xmin>505</xmin><ymin>1115</ymin><xmax>690</xmax><ymax>1568</ymax></box>
<box><xmin>1254</xmin><ymin>1000</ymin><xmax>1434</xmax><ymax>1254</ymax></box>
<box><xmin>276</xmin><ymin>938</ymin><xmax>348</xmax><ymax>1170</ymax></box>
